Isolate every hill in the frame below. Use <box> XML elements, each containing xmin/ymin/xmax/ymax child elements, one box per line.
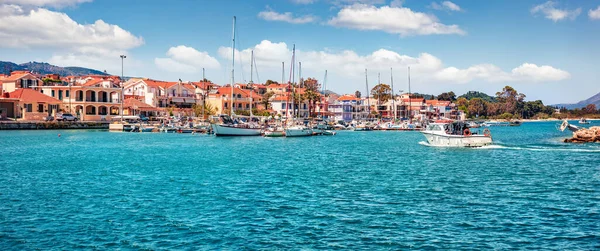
<box><xmin>554</xmin><ymin>91</ymin><xmax>600</xmax><ymax>109</ymax></box>
<box><xmin>0</xmin><ymin>61</ymin><xmax>108</xmax><ymax>76</ymax></box>
<box><xmin>459</xmin><ymin>91</ymin><xmax>496</xmax><ymax>102</ymax></box>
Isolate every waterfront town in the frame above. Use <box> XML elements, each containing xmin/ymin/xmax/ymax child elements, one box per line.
<box><xmin>0</xmin><ymin>70</ymin><xmax>463</xmax><ymax>123</ymax></box>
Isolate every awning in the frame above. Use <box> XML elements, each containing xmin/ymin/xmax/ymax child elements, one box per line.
<box><xmin>171</xmin><ymin>97</ymin><xmax>185</xmax><ymax>103</ymax></box>
<box><xmin>184</xmin><ymin>98</ymin><xmax>196</xmax><ymax>104</ymax></box>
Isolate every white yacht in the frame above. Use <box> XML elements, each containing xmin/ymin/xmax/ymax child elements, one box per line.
<box><xmin>211</xmin><ymin>115</ymin><xmax>262</xmax><ymax>136</ymax></box>
<box><xmin>421</xmin><ymin>121</ymin><xmax>492</xmax><ymax>147</ymax></box>
<box><xmin>285</xmin><ymin>125</ymin><xmax>313</xmax><ymax>137</ymax></box>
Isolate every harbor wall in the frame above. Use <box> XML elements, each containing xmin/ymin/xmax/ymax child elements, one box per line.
<box><xmin>0</xmin><ymin>121</ymin><xmax>109</xmax><ymax>130</ymax></box>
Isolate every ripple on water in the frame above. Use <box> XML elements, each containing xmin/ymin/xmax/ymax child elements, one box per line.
<box><xmin>0</xmin><ymin>125</ymin><xmax>599</xmax><ymax>249</ymax></box>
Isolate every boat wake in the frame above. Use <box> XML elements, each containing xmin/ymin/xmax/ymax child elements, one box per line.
<box><xmin>418</xmin><ymin>141</ymin><xmax>600</xmax><ymax>152</ymax></box>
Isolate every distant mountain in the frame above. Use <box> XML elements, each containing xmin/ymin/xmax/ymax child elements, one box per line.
<box><xmin>322</xmin><ymin>90</ymin><xmax>338</xmax><ymax>96</ymax></box>
<box><xmin>0</xmin><ymin>61</ymin><xmax>108</xmax><ymax>76</ymax></box>
<box><xmin>554</xmin><ymin>91</ymin><xmax>600</xmax><ymax>109</ymax></box>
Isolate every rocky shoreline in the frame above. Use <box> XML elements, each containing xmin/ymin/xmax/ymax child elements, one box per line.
<box><xmin>564</xmin><ymin>126</ymin><xmax>600</xmax><ymax>143</ymax></box>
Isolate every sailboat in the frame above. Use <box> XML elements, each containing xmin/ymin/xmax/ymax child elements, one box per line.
<box><xmin>211</xmin><ymin>16</ymin><xmax>262</xmax><ymax>136</ymax></box>
<box><xmin>284</xmin><ymin>46</ymin><xmax>313</xmax><ymax>137</ymax></box>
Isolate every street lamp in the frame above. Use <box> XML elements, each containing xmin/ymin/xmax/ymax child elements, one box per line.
<box><xmin>120</xmin><ymin>55</ymin><xmax>126</xmax><ymax>123</ymax></box>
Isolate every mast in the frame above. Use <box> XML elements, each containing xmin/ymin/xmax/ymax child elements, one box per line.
<box><xmin>408</xmin><ymin>66</ymin><xmax>411</xmax><ymax>121</ymax></box>
<box><xmin>250</xmin><ymin>50</ymin><xmax>254</xmax><ymax>84</ymax></box>
<box><xmin>230</xmin><ymin>16</ymin><xmax>236</xmax><ymax>116</ymax></box>
<box><xmin>291</xmin><ymin>45</ymin><xmax>296</xmax><ymax>119</ymax></box>
<box><xmin>284</xmin><ymin>61</ymin><xmax>288</xmax><ymax>119</ymax></box>
<box><xmin>249</xmin><ymin>51</ymin><xmax>253</xmax><ymax>116</ymax></box>
<box><xmin>202</xmin><ymin>67</ymin><xmax>205</xmax><ymax>120</ymax></box>
<box><xmin>323</xmin><ymin>70</ymin><xmax>328</xmax><ymax>119</ymax></box>
<box><xmin>365</xmin><ymin>69</ymin><xmax>370</xmax><ymax>118</ymax></box>
<box><xmin>391</xmin><ymin>67</ymin><xmax>396</xmax><ymax>122</ymax></box>
<box><xmin>299</xmin><ymin>61</ymin><xmax>302</xmax><ymax>117</ymax></box>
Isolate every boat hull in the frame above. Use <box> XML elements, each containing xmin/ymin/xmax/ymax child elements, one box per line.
<box><xmin>211</xmin><ymin>124</ymin><xmax>262</xmax><ymax>136</ymax></box>
<box><xmin>422</xmin><ymin>132</ymin><xmax>492</xmax><ymax>147</ymax></box>
<box><xmin>264</xmin><ymin>130</ymin><xmax>285</xmax><ymax>137</ymax></box>
<box><xmin>285</xmin><ymin>128</ymin><xmax>313</xmax><ymax>137</ymax></box>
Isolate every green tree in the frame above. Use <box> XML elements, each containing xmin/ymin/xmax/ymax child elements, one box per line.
<box><xmin>265</xmin><ymin>79</ymin><xmax>278</xmax><ymax>86</ymax></box>
<box><xmin>261</xmin><ymin>91</ymin><xmax>275</xmax><ymax>109</ymax></box>
<box><xmin>496</xmin><ymin>86</ymin><xmax>525</xmax><ymax>115</ymax></box>
<box><xmin>371</xmin><ymin>84</ymin><xmax>392</xmax><ymax>104</ymax></box>
<box><xmin>303</xmin><ymin>78</ymin><xmax>321</xmax><ymax>117</ymax></box>
<box><xmin>467</xmin><ymin>98</ymin><xmax>487</xmax><ymax>118</ymax></box>
<box><xmin>436</xmin><ymin>91</ymin><xmax>456</xmax><ymax>101</ymax></box>
<box><xmin>355</xmin><ymin>90</ymin><xmax>362</xmax><ymax>98</ymax></box>
<box><xmin>584</xmin><ymin>104</ymin><xmax>597</xmax><ymax>114</ymax></box>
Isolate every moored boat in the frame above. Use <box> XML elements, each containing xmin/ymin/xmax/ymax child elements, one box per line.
<box><xmin>579</xmin><ymin>118</ymin><xmax>590</xmax><ymax>124</ymax></box>
<box><xmin>421</xmin><ymin>121</ymin><xmax>492</xmax><ymax>147</ymax></box>
<box><xmin>285</xmin><ymin>125</ymin><xmax>313</xmax><ymax>137</ymax></box>
<box><xmin>264</xmin><ymin>127</ymin><xmax>285</xmax><ymax>137</ymax></box>
<box><xmin>211</xmin><ymin>115</ymin><xmax>262</xmax><ymax>136</ymax></box>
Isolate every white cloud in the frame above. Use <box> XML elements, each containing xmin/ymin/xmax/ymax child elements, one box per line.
<box><xmin>327</xmin><ymin>4</ymin><xmax>465</xmax><ymax>36</ymax></box>
<box><xmin>0</xmin><ymin>5</ymin><xmax>143</xmax><ymax>52</ymax></box>
<box><xmin>258</xmin><ymin>8</ymin><xmax>316</xmax><ymax>24</ymax></box>
<box><xmin>589</xmin><ymin>6</ymin><xmax>600</xmax><ymax>20</ymax></box>
<box><xmin>217</xmin><ymin>40</ymin><xmax>570</xmax><ymax>92</ymax></box>
<box><xmin>0</xmin><ymin>3</ymin><xmax>144</xmax><ymax>75</ymax></box>
<box><xmin>431</xmin><ymin>1</ymin><xmax>461</xmax><ymax>12</ymax></box>
<box><xmin>155</xmin><ymin>45</ymin><xmax>220</xmax><ymax>73</ymax></box>
<box><xmin>510</xmin><ymin>63</ymin><xmax>570</xmax><ymax>82</ymax></box>
<box><xmin>0</xmin><ymin>0</ymin><xmax>91</xmax><ymax>8</ymax></box>
<box><xmin>531</xmin><ymin>1</ymin><xmax>581</xmax><ymax>22</ymax></box>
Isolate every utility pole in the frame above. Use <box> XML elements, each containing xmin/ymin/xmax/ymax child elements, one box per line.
<box><xmin>391</xmin><ymin>67</ymin><xmax>395</xmax><ymax>122</ymax></box>
<box><xmin>120</xmin><ymin>54</ymin><xmax>126</xmax><ymax>123</ymax></box>
<box><xmin>202</xmin><ymin>67</ymin><xmax>205</xmax><ymax>120</ymax></box>
<box><xmin>365</xmin><ymin>69</ymin><xmax>370</xmax><ymax>119</ymax></box>
<box><xmin>408</xmin><ymin>66</ymin><xmax>412</xmax><ymax>122</ymax></box>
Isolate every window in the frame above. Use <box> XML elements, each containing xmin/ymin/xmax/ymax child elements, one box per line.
<box><xmin>281</xmin><ymin>103</ymin><xmax>286</xmax><ymax>109</ymax></box>
<box><xmin>51</xmin><ymin>90</ymin><xmax>55</xmax><ymax>97</ymax></box>
<box><xmin>38</xmin><ymin>104</ymin><xmax>43</xmax><ymax>112</ymax></box>
<box><xmin>66</xmin><ymin>90</ymin><xmax>70</xmax><ymax>97</ymax></box>
<box><xmin>58</xmin><ymin>90</ymin><xmax>63</xmax><ymax>100</ymax></box>
<box><xmin>24</xmin><ymin>104</ymin><xmax>32</xmax><ymax>112</ymax></box>
<box><xmin>238</xmin><ymin>103</ymin><xmax>242</xmax><ymax>108</ymax></box>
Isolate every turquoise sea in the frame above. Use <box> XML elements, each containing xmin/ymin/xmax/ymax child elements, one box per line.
<box><xmin>1</xmin><ymin>121</ymin><xmax>599</xmax><ymax>249</ymax></box>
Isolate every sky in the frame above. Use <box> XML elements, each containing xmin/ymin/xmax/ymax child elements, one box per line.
<box><xmin>1</xmin><ymin>0</ymin><xmax>599</xmax><ymax>104</ymax></box>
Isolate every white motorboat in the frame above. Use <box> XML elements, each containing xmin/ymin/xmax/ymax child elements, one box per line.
<box><xmin>421</xmin><ymin>121</ymin><xmax>492</xmax><ymax>147</ymax></box>
<box><xmin>285</xmin><ymin>125</ymin><xmax>313</xmax><ymax>137</ymax></box>
<box><xmin>211</xmin><ymin>115</ymin><xmax>262</xmax><ymax>136</ymax></box>
<box><xmin>264</xmin><ymin>127</ymin><xmax>285</xmax><ymax>137</ymax></box>
<box><xmin>579</xmin><ymin>118</ymin><xmax>590</xmax><ymax>124</ymax></box>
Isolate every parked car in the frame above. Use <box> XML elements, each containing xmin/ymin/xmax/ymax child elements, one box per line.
<box><xmin>56</xmin><ymin>113</ymin><xmax>78</xmax><ymax>121</ymax></box>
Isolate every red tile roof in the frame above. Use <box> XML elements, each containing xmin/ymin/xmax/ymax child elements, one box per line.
<box><xmin>8</xmin><ymin>89</ymin><xmax>62</xmax><ymax>104</ymax></box>
<box><xmin>216</xmin><ymin>86</ymin><xmax>251</xmax><ymax>98</ymax></box>
<box><xmin>143</xmin><ymin>79</ymin><xmax>178</xmax><ymax>89</ymax></box>
<box><xmin>82</xmin><ymin>79</ymin><xmax>104</xmax><ymax>87</ymax></box>
<box><xmin>124</xmin><ymin>98</ymin><xmax>157</xmax><ymax>110</ymax></box>
<box><xmin>425</xmin><ymin>100</ymin><xmax>451</xmax><ymax>106</ymax></box>
<box><xmin>337</xmin><ymin>95</ymin><xmax>360</xmax><ymax>101</ymax></box>
<box><xmin>2</xmin><ymin>72</ymin><xmax>34</xmax><ymax>82</ymax></box>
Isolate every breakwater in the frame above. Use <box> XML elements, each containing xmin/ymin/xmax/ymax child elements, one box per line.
<box><xmin>0</xmin><ymin>121</ymin><xmax>109</xmax><ymax>130</ymax></box>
